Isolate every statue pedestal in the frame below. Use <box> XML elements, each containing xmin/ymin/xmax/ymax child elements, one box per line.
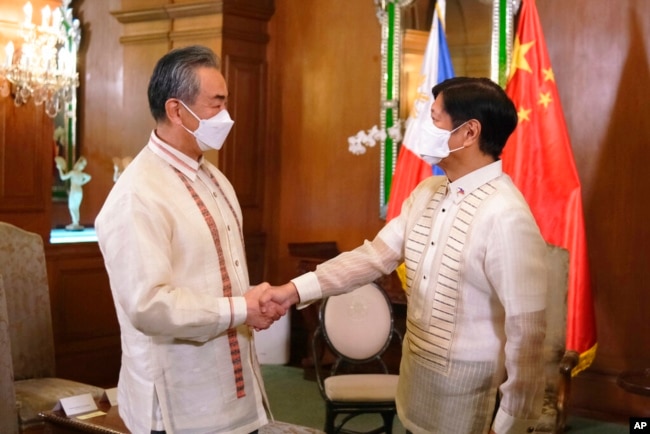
<box><xmin>65</xmin><ymin>224</ymin><xmax>85</xmax><ymax>231</ymax></box>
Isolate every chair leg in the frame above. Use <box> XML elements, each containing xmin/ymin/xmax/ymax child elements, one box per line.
<box><xmin>324</xmin><ymin>407</ymin><xmax>336</xmax><ymax>434</ymax></box>
<box><xmin>381</xmin><ymin>411</ymin><xmax>395</xmax><ymax>434</ymax></box>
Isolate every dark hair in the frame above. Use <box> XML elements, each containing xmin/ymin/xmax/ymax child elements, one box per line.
<box><xmin>147</xmin><ymin>45</ymin><xmax>220</xmax><ymax>122</ymax></box>
<box><xmin>432</xmin><ymin>77</ymin><xmax>518</xmax><ymax>159</ymax></box>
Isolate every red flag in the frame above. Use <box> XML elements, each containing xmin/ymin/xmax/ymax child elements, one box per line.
<box><xmin>502</xmin><ymin>0</ymin><xmax>596</xmax><ymax>374</ymax></box>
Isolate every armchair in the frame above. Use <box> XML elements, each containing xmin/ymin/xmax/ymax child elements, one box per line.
<box><xmin>535</xmin><ymin>243</ymin><xmax>579</xmax><ymax>434</ymax></box>
<box><xmin>0</xmin><ymin>222</ymin><xmax>104</xmax><ymax>432</ymax></box>
<box><xmin>0</xmin><ymin>274</ymin><xmax>19</xmax><ymax>434</ymax></box>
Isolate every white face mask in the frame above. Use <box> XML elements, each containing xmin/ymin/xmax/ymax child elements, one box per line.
<box><xmin>180</xmin><ymin>101</ymin><xmax>234</xmax><ymax>151</ymax></box>
<box><xmin>418</xmin><ymin>121</ymin><xmax>467</xmax><ymax>166</ymax></box>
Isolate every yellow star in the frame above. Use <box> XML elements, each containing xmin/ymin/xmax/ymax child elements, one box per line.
<box><xmin>542</xmin><ymin>67</ymin><xmax>555</xmax><ymax>82</ymax></box>
<box><xmin>517</xmin><ymin>106</ymin><xmax>532</xmax><ymax>123</ymax></box>
<box><xmin>538</xmin><ymin>91</ymin><xmax>552</xmax><ymax>109</ymax></box>
<box><xmin>508</xmin><ymin>35</ymin><xmax>535</xmax><ymax>81</ymax></box>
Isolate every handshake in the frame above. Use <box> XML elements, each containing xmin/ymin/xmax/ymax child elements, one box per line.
<box><xmin>244</xmin><ymin>282</ymin><xmax>301</xmax><ymax>331</ymax></box>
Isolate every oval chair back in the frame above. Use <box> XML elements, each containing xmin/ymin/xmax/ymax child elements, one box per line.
<box><xmin>312</xmin><ymin>283</ymin><xmax>402</xmax><ymax>434</ymax></box>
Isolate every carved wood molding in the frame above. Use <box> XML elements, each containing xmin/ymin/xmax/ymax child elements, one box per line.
<box><xmin>112</xmin><ymin>1</ymin><xmax>273</xmax><ymax>44</ymax></box>
<box><xmin>119</xmin><ymin>28</ymin><xmax>223</xmax><ymax>45</ymax></box>
<box><xmin>111</xmin><ymin>0</ymin><xmax>274</xmax><ymax>24</ymax></box>
<box><xmin>449</xmin><ymin>42</ymin><xmax>491</xmax><ymax>57</ymax></box>
<box><xmin>223</xmin><ymin>0</ymin><xmax>274</xmax><ymax>21</ymax></box>
<box><xmin>402</xmin><ymin>29</ymin><xmax>427</xmax><ymax>54</ymax></box>
<box><xmin>117</xmin><ymin>27</ymin><xmax>269</xmax><ymax>45</ymax></box>
<box><xmin>111</xmin><ymin>1</ymin><xmax>222</xmax><ymax>24</ymax></box>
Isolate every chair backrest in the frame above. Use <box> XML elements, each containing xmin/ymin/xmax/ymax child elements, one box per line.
<box><xmin>535</xmin><ymin>243</ymin><xmax>570</xmax><ymax>433</ymax></box>
<box><xmin>319</xmin><ymin>283</ymin><xmax>398</xmax><ymax>369</ymax></box>
<box><xmin>0</xmin><ymin>274</ymin><xmax>19</xmax><ymax>434</ymax></box>
<box><xmin>544</xmin><ymin>244</ymin><xmax>570</xmax><ymax>390</ymax></box>
<box><xmin>0</xmin><ymin>222</ymin><xmax>56</xmax><ymax>380</ymax></box>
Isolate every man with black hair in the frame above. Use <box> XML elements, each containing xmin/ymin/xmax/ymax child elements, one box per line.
<box><xmin>263</xmin><ymin>77</ymin><xmax>547</xmax><ymax>434</ymax></box>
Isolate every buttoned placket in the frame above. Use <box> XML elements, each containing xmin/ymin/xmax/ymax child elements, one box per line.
<box><xmin>196</xmin><ymin>167</ymin><xmax>245</xmax><ymax>292</ymax></box>
<box><xmin>418</xmin><ymin>183</ymin><xmax>454</xmax><ymax>286</ymax></box>
<box><xmin>182</xmin><ymin>165</ymin><xmax>246</xmax><ymax>398</ymax></box>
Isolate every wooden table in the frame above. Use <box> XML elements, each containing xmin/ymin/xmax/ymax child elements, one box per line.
<box><xmin>40</xmin><ymin>401</ymin><xmax>128</xmax><ymax>434</ymax></box>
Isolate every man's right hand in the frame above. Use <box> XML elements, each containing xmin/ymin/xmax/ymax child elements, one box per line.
<box><xmin>259</xmin><ymin>282</ymin><xmax>300</xmax><ymax>314</ymax></box>
<box><xmin>244</xmin><ymin>283</ymin><xmax>287</xmax><ymax>331</ymax></box>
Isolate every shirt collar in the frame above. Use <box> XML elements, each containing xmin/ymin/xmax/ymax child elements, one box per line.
<box><xmin>147</xmin><ymin>131</ymin><xmax>202</xmax><ymax>181</ymax></box>
<box><xmin>448</xmin><ymin>160</ymin><xmax>503</xmax><ymax>203</ymax></box>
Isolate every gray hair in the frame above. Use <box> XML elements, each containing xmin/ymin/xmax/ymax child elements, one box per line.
<box><xmin>147</xmin><ymin>45</ymin><xmax>220</xmax><ymax>122</ymax></box>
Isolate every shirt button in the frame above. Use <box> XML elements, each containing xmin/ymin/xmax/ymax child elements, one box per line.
<box><xmin>227</xmin><ymin>225</ymin><xmax>231</xmax><ymax>231</ymax></box>
<box><xmin>235</xmin><ymin>260</ymin><xmax>240</xmax><ymax>267</ymax></box>
<box><xmin>212</xmin><ymin>192</ymin><xmax>217</xmax><ymax>197</ymax></box>
<box><xmin>431</xmin><ymin>241</ymin><xmax>435</xmax><ymax>245</ymax></box>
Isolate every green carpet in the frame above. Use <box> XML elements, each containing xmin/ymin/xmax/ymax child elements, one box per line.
<box><xmin>261</xmin><ymin>364</ymin><xmax>629</xmax><ymax>433</ymax></box>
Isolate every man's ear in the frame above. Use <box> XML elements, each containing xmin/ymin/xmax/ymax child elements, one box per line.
<box><xmin>165</xmin><ymin>99</ymin><xmax>183</xmax><ymax>126</ymax></box>
<box><xmin>464</xmin><ymin>118</ymin><xmax>482</xmax><ymax>145</ymax></box>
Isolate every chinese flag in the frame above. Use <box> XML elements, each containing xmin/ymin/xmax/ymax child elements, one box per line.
<box><xmin>501</xmin><ymin>0</ymin><xmax>597</xmax><ymax>374</ymax></box>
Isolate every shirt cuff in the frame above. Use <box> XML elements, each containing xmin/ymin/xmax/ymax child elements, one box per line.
<box><xmin>230</xmin><ymin>296</ymin><xmax>248</xmax><ymax>328</ymax></box>
<box><xmin>492</xmin><ymin>408</ymin><xmax>538</xmax><ymax>434</ymax></box>
<box><xmin>290</xmin><ymin>272</ymin><xmax>322</xmax><ymax>309</ymax></box>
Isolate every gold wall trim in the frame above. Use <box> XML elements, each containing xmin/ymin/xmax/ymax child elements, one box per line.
<box><xmin>111</xmin><ymin>1</ymin><xmax>222</xmax><ymax>24</ymax></box>
<box><xmin>119</xmin><ymin>28</ymin><xmax>222</xmax><ymax>45</ymax></box>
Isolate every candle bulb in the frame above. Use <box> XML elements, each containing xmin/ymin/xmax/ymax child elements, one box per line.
<box><xmin>41</xmin><ymin>5</ymin><xmax>51</xmax><ymax>28</ymax></box>
<box><xmin>67</xmin><ymin>50</ymin><xmax>75</xmax><ymax>74</ymax></box>
<box><xmin>57</xmin><ymin>47</ymin><xmax>65</xmax><ymax>73</ymax></box>
<box><xmin>23</xmin><ymin>2</ymin><xmax>33</xmax><ymax>26</ymax></box>
<box><xmin>20</xmin><ymin>43</ymin><xmax>32</xmax><ymax>69</ymax></box>
<box><xmin>52</xmin><ymin>8</ymin><xmax>62</xmax><ymax>30</ymax></box>
<box><xmin>4</xmin><ymin>42</ymin><xmax>14</xmax><ymax>69</ymax></box>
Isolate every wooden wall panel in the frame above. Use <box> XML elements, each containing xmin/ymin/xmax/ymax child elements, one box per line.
<box><xmin>0</xmin><ymin>100</ymin><xmax>49</xmax><ymax>210</ymax></box>
<box><xmin>447</xmin><ymin>0</ymin><xmax>492</xmax><ymax>78</ymax></box>
<box><xmin>535</xmin><ymin>0</ymin><xmax>650</xmax><ymax>420</ymax></box>
<box><xmin>269</xmin><ymin>0</ymin><xmax>385</xmax><ymax>286</ymax></box>
<box><xmin>0</xmin><ymin>92</ymin><xmax>53</xmax><ymax>240</ymax></box>
<box><xmin>46</xmin><ymin>243</ymin><xmax>121</xmax><ymax>388</ymax></box>
<box><xmin>221</xmin><ymin>4</ymin><xmax>272</xmax><ymax>236</ymax></box>
<box><xmin>220</xmin><ymin>55</ymin><xmax>267</xmax><ymax>232</ymax></box>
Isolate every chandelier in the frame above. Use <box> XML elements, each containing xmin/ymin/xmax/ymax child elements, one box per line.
<box><xmin>0</xmin><ymin>1</ymin><xmax>80</xmax><ymax>118</ymax></box>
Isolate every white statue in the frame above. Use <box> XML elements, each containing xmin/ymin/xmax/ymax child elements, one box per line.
<box><xmin>55</xmin><ymin>156</ymin><xmax>91</xmax><ymax>231</ymax></box>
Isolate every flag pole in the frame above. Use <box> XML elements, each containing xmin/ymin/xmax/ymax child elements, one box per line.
<box><xmin>490</xmin><ymin>0</ymin><xmax>518</xmax><ymax>87</ymax></box>
<box><xmin>378</xmin><ymin>1</ymin><xmax>402</xmax><ymax>218</ymax></box>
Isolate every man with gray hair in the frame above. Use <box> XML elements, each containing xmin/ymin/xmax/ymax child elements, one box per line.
<box><xmin>96</xmin><ymin>45</ymin><xmax>285</xmax><ymax>434</ymax></box>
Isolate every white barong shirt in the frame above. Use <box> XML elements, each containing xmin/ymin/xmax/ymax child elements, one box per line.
<box><xmin>292</xmin><ymin>161</ymin><xmax>547</xmax><ymax>434</ymax></box>
<box><xmin>96</xmin><ymin>132</ymin><xmax>268</xmax><ymax>434</ymax></box>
